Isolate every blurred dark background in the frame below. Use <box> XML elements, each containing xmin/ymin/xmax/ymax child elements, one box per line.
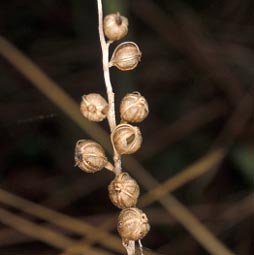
<box><xmin>0</xmin><ymin>0</ymin><xmax>253</xmax><ymax>254</ymax></box>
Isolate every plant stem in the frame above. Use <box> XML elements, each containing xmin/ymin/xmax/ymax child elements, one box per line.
<box><xmin>122</xmin><ymin>240</ymin><xmax>136</xmax><ymax>255</ymax></box>
<box><xmin>97</xmin><ymin>0</ymin><xmax>122</xmax><ymax>175</ymax></box>
<box><xmin>97</xmin><ymin>0</ymin><xmax>116</xmax><ymax>132</ymax></box>
<box><xmin>97</xmin><ymin>1</ymin><xmax>134</xmax><ymax>254</ymax></box>
<box><xmin>138</xmin><ymin>240</ymin><xmax>144</xmax><ymax>255</ymax></box>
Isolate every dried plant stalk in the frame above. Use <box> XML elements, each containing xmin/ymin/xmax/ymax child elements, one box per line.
<box><xmin>97</xmin><ymin>0</ymin><xmax>122</xmax><ymax>176</ymax></box>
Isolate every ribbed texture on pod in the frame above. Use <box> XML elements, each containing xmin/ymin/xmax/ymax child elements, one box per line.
<box><xmin>104</xmin><ymin>12</ymin><xmax>128</xmax><ymax>41</ymax></box>
<box><xmin>74</xmin><ymin>140</ymin><xmax>108</xmax><ymax>173</ymax></box>
<box><xmin>120</xmin><ymin>91</ymin><xmax>149</xmax><ymax>123</ymax></box>
<box><xmin>117</xmin><ymin>208</ymin><xmax>150</xmax><ymax>241</ymax></box>
<box><xmin>108</xmin><ymin>172</ymin><xmax>140</xmax><ymax>209</ymax></box>
<box><xmin>80</xmin><ymin>93</ymin><xmax>108</xmax><ymax>122</ymax></box>
<box><xmin>109</xmin><ymin>42</ymin><xmax>142</xmax><ymax>71</ymax></box>
<box><xmin>111</xmin><ymin>123</ymin><xmax>142</xmax><ymax>155</ymax></box>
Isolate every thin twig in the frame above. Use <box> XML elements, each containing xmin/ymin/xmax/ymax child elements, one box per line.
<box><xmin>97</xmin><ymin>1</ymin><xmax>133</xmax><ymax>253</ymax></box>
<box><xmin>97</xmin><ymin>0</ymin><xmax>115</xmax><ymax>132</ymax></box>
<box><xmin>97</xmin><ymin>0</ymin><xmax>122</xmax><ymax>175</ymax></box>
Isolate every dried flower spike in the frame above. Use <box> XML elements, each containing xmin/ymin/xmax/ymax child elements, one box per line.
<box><xmin>80</xmin><ymin>93</ymin><xmax>108</xmax><ymax>122</ymax></box>
<box><xmin>117</xmin><ymin>207</ymin><xmax>150</xmax><ymax>241</ymax></box>
<box><xmin>120</xmin><ymin>91</ymin><xmax>149</xmax><ymax>123</ymax></box>
<box><xmin>104</xmin><ymin>12</ymin><xmax>128</xmax><ymax>41</ymax></box>
<box><xmin>74</xmin><ymin>139</ymin><xmax>113</xmax><ymax>173</ymax></box>
<box><xmin>109</xmin><ymin>42</ymin><xmax>142</xmax><ymax>71</ymax></box>
<box><xmin>111</xmin><ymin>123</ymin><xmax>142</xmax><ymax>155</ymax></box>
<box><xmin>108</xmin><ymin>172</ymin><xmax>140</xmax><ymax>209</ymax></box>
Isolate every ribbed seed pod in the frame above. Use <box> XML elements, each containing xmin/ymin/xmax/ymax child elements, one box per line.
<box><xmin>104</xmin><ymin>12</ymin><xmax>128</xmax><ymax>41</ymax></box>
<box><xmin>109</xmin><ymin>42</ymin><xmax>142</xmax><ymax>71</ymax></box>
<box><xmin>80</xmin><ymin>93</ymin><xmax>108</xmax><ymax>122</ymax></box>
<box><xmin>117</xmin><ymin>208</ymin><xmax>150</xmax><ymax>241</ymax></box>
<box><xmin>120</xmin><ymin>91</ymin><xmax>149</xmax><ymax>123</ymax></box>
<box><xmin>74</xmin><ymin>140</ymin><xmax>112</xmax><ymax>173</ymax></box>
<box><xmin>111</xmin><ymin>123</ymin><xmax>142</xmax><ymax>155</ymax></box>
<box><xmin>108</xmin><ymin>172</ymin><xmax>140</xmax><ymax>209</ymax></box>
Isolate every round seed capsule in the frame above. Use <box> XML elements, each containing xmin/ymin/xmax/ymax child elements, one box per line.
<box><xmin>108</xmin><ymin>172</ymin><xmax>140</xmax><ymax>209</ymax></box>
<box><xmin>80</xmin><ymin>93</ymin><xmax>108</xmax><ymax>122</ymax></box>
<box><xmin>117</xmin><ymin>207</ymin><xmax>150</xmax><ymax>241</ymax></box>
<box><xmin>74</xmin><ymin>139</ymin><xmax>112</xmax><ymax>173</ymax></box>
<box><xmin>120</xmin><ymin>91</ymin><xmax>149</xmax><ymax>123</ymax></box>
<box><xmin>111</xmin><ymin>123</ymin><xmax>142</xmax><ymax>155</ymax></box>
<box><xmin>104</xmin><ymin>12</ymin><xmax>128</xmax><ymax>41</ymax></box>
<box><xmin>109</xmin><ymin>42</ymin><xmax>142</xmax><ymax>71</ymax></box>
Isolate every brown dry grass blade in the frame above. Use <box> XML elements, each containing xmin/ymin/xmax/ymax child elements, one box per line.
<box><xmin>0</xmin><ymin>207</ymin><xmax>114</xmax><ymax>255</ymax></box>
<box><xmin>141</xmin><ymin>100</ymin><xmax>227</xmax><ymax>159</ymax></box>
<box><xmin>0</xmin><ymin>207</ymin><xmax>74</xmax><ymax>249</ymax></box>
<box><xmin>0</xmin><ymin>36</ymin><xmax>112</xmax><ymax>153</ymax></box>
<box><xmin>139</xmin><ymin>148</ymin><xmax>225</xmax><ymax>207</ymax></box>
<box><xmin>0</xmin><ymin>189</ymin><xmax>124</xmax><ymax>254</ymax></box>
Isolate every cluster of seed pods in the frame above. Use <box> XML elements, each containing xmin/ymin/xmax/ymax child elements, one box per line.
<box><xmin>74</xmin><ymin>11</ymin><xmax>150</xmax><ymax>246</ymax></box>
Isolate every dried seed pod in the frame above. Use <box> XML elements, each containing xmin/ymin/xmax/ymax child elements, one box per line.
<box><xmin>104</xmin><ymin>12</ymin><xmax>128</xmax><ymax>41</ymax></box>
<box><xmin>111</xmin><ymin>123</ymin><xmax>142</xmax><ymax>155</ymax></box>
<box><xmin>109</xmin><ymin>42</ymin><xmax>142</xmax><ymax>71</ymax></box>
<box><xmin>120</xmin><ymin>91</ymin><xmax>149</xmax><ymax>123</ymax></box>
<box><xmin>74</xmin><ymin>140</ymin><xmax>112</xmax><ymax>173</ymax></box>
<box><xmin>117</xmin><ymin>207</ymin><xmax>150</xmax><ymax>241</ymax></box>
<box><xmin>108</xmin><ymin>172</ymin><xmax>140</xmax><ymax>209</ymax></box>
<box><xmin>80</xmin><ymin>93</ymin><xmax>108</xmax><ymax>122</ymax></box>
